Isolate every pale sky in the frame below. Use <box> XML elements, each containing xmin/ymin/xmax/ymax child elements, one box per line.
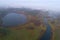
<box><xmin>0</xmin><ymin>0</ymin><xmax>60</xmax><ymax>10</ymax></box>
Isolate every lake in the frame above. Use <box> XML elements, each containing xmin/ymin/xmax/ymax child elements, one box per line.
<box><xmin>2</xmin><ymin>13</ymin><xmax>27</xmax><ymax>27</ymax></box>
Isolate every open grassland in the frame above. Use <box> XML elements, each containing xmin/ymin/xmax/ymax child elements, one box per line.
<box><xmin>0</xmin><ymin>24</ymin><xmax>46</xmax><ymax>40</ymax></box>
<box><xmin>55</xmin><ymin>29</ymin><xmax>60</xmax><ymax>40</ymax></box>
<box><xmin>0</xmin><ymin>28</ymin><xmax>39</xmax><ymax>40</ymax></box>
<box><xmin>49</xmin><ymin>21</ymin><xmax>60</xmax><ymax>40</ymax></box>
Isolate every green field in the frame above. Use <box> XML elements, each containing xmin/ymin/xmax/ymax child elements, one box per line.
<box><xmin>55</xmin><ymin>28</ymin><xmax>60</xmax><ymax>40</ymax></box>
<box><xmin>49</xmin><ymin>21</ymin><xmax>60</xmax><ymax>40</ymax></box>
<box><xmin>0</xmin><ymin>28</ymin><xmax>41</xmax><ymax>40</ymax></box>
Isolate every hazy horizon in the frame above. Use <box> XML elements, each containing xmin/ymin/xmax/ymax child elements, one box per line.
<box><xmin>0</xmin><ymin>0</ymin><xmax>60</xmax><ymax>11</ymax></box>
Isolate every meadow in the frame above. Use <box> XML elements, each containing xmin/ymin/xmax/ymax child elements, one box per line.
<box><xmin>0</xmin><ymin>23</ymin><xmax>46</xmax><ymax>40</ymax></box>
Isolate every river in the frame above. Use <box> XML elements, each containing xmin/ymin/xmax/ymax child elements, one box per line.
<box><xmin>39</xmin><ymin>18</ymin><xmax>52</xmax><ymax>40</ymax></box>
